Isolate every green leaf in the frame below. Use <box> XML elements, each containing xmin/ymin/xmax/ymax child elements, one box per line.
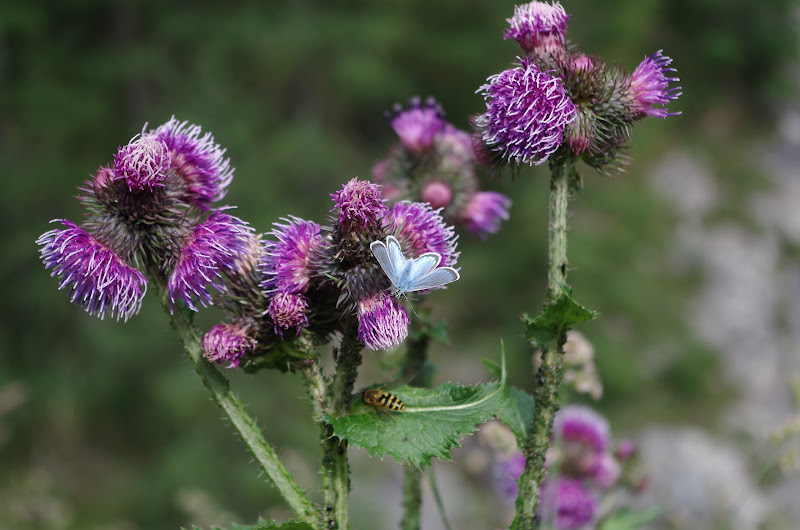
<box><xmin>496</xmin><ymin>386</ymin><xmax>536</xmax><ymax>444</ymax></box>
<box><xmin>522</xmin><ymin>286</ymin><xmax>597</xmax><ymax>350</ymax></box>
<box><xmin>328</xmin><ymin>355</ymin><xmax>508</xmax><ymax>467</ymax></box>
<box><xmin>597</xmin><ymin>507</ymin><xmax>662</xmax><ymax>530</ymax></box>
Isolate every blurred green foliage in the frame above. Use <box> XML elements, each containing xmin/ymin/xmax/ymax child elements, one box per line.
<box><xmin>1</xmin><ymin>0</ymin><xmax>795</xmax><ymax>528</ymax></box>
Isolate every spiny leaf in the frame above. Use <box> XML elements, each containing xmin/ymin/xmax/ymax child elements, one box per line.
<box><xmin>482</xmin><ymin>351</ymin><xmax>536</xmax><ymax>444</ymax></box>
<box><xmin>522</xmin><ymin>286</ymin><xmax>597</xmax><ymax>350</ymax></box>
<box><xmin>328</xmin><ymin>355</ymin><xmax>508</xmax><ymax>467</ymax></box>
<box><xmin>497</xmin><ymin>386</ymin><xmax>536</xmax><ymax>444</ymax></box>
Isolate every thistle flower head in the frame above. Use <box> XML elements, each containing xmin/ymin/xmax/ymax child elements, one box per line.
<box><xmin>385</xmin><ymin>201</ymin><xmax>458</xmax><ymax>267</ymax></box>
<box><xmin>421</xmin><ymin>181</ymin><xmax>453</xmax><ymax>209</ymax></box>
<box><xmin>203</xmin><ymin>322</ymin><xmax>257</xmax><ymax>368</ymax></box>
<box><xmin>459</xmin><ymin>191</ymin><xmax>512</xmax><ymax>239</ymax></box>
<box><xmin>504</xmin><ymin>1</ymin><xmax>570</xmax><ymax>54</ymax></box>
<box><xmin>552</xmin><ymin>405</ymin><xmax>610</xmax><ymax>454</ymax></box>
<box><xmin>155</xmin><ymin>116</ymin><xmax>234</xmax><ymax>208</ymax></box>
<box><xmin>628</xmin><ymin>50</ymin><xmax>681</xmax><ymax>118</ymax></box>
<box><xmin>113</xmin><ymin>133</ymin><xmax>169</xmax><ymax>192</ymax></box>
<box><xmin>475</xmin><ymin>59</ymin><xmax>576</xmax><ymax>168</ymax></box>
<box><xmin>590</xmin><ymin>452</ymin><xmax>621</xmax><ymax>489</ymax></box>
<box><xmin>330</xmin><ymin>178</ymin><xmax>388</xmax><ymax>229</ymax></box>
<box><xmin>387</xmin><ymin>96</ymin><xmax>446</xmax><ymax>153</ymax></box>
<box><xmin>496</xmin><ymin>451</ymin><xmax>527</xmax><ymax>503</ymax></box>
<box><xmin>260</xmin><ymin>217</ymin><xmax>326</xmax><ymax>294</ymax></box>
<box><xmin>37</xmin><ymin>220</ymin><xmax>147</xmax><ymax>321</ymax></box>
<box><xmin>357</xmin><ymin>293</ymin><xmax>410</xmax><ymax>350</ymax></box>
<box><xmin>436</xmin><ymin>124</ymin><xmax>476</xmax><ymax>173</ymax></box>
<box><xmin>539</xmin><ymin>477</ymin><xmax>598</xmax><ymax>529</ymax></box>
<box><xmin>267</xmin><ymin>290</ymin><xmax>309</xmax><ymax>336</ymax></box>
<box><xmin>168</xmin><ymin>211</ymin><xmax>252</xmax><ymax>311</ymax></box>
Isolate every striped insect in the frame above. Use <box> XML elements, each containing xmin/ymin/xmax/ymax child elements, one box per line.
<box><xmin>362</xmin><ymin>386</ymin><xmax>406</xmax><ymax>422</ymax></box>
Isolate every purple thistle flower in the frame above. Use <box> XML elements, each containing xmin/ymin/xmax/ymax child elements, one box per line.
<box><xmin>552</xmin><ymin>405</ymin><xmax>610</xmax><ymax>454</ymax></box>
<box><xmin>504</xmin><ymin>1</ymin><xmax>571</xmax><ymax>54</ymax></box>
<box><xmin>168</xmin><ymin>211</ymin><xmax>252</xmax><ymax>311</ymax></box>
<box><xmin>436</xmin><ymin>124</ymin><xmax>476</xmax><ymax>173</ymax></box>
<box><xmin>496</xmin><ymin>451</ymin><xmax>527</xmax><ymax>503</ymax></box>
<box><xmin>203</xmin><ymin>322</ymin><xmax>257</xmax><ymax>368</ymax></box>
<box><xmin>37</xmin><ymin>220</ymin><xmax>147</xmax><ymax>321</ymax></box>
<box><xmin>420</xmin><ymin>181</ymin><xmax>453</xmax><ymax>209</ymax></box>
<box><xmin>475</xmin><ymin>59</ymin><xmax>577</xmax><ymax>166</ymax></box>
<box><xmin>629</xmin><ymin>50</ymin><xmax>682</xmax><ymax>118</ymax></box>
<box><xmin>92</xmin><ymin>165</ymin><xmax>115</xmax><ymax>194</ymax></box>
<box><xmin>260</xmin><ymin>216</ymin><xmax>326</xmax><ymax>294</ymax></box>
<box><xmin>113</xmin><ymin>133</ymin><xmax>169</xmax><ymax>192</ymax></box>
<box><xmin>330</xmin><ymin>178</ymin><xmax>389</xmax><ymax>228</ymax></box>
<box><xmin>539</xmin><ymin>477</ymin><xmax>598</xmax><ymax>529</ymax></box>
<box><xmin>459</xmin><ymin>191</ymin><xmax>512</xmax><ymax>239</ymax></box>
<box><xmin>357</xmin><ymin>294</ymin><xmax>410</xmax><ymax>350</ymax></box>
<box><xmin>155</xmin><ymin>116</ymin><xmax>234</xmax><ymax>209</ymax></box>
<box><xmin>615</xmin><ymin>439</ymin><xmax>636</xmax><ymax>461</ymax></box>
<box><xmin>590</xmin><ymin>452</ymin><xmax>621</xmax><ymax>489</ymax></box>
<box><xmin>387</xmin><ymin>97</ymin><xmax>446</xmax><ymax>153</ymax></box>
<box><xmin>267</xmin><ymin>290</ymin><xmax>309</xmax><ymax>336</ymax></box>
<box><xmin>385</xmin><ymin>201</ymin><xmax>458</xmax><ymax>267</ymax></box>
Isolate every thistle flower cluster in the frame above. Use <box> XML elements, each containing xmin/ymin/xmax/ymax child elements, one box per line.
<box><xmin>495</xmin><ymin>405</ymin><xmax>639</xmax><ymax>528</ymax></box>
<box><xmin>473</xmin><ymin>0</ymin><xmax>681</xmax><ymax>175</ymax></box>
<box><xmin>38</xmin><ymin>117</ymin><xmax>254</xmax><ymax>324</ymax></box>
<box><xmin>372</xmin><ymin>97</ymin><xmax>511</xmax><ymax>240</ymax></box>
<box><xmin>259</xmin><ymin>178</ymin><xmax>459</xmax><ymax>351</ymax></box>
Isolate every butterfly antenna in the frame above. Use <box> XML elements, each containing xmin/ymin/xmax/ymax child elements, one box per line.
<box><xmin>403</xmin><ymin>294</ymin><xmax>420</xmax><ymax>318</ymax></box>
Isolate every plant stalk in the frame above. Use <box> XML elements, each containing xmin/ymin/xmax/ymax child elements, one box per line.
<box><xmin>513</xmin><ymin>160</ymin><xmax>571</xmax><ymax>529</ymax></box>
<box><xmin>400</xmin><ymin>316</ymin><xmax>433</xmax><ymax>530</ymax></box>
<box><xmin>322</xmin><ymin>325</ymin><xmax>363</xmax><ymax>529</ymax></box>
<box><xmin>150</xmin><ymin>272</ymin><xmax>318</xmax><ymax>526</ymax></box>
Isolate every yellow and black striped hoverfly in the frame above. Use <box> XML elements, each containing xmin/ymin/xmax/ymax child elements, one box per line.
<box><xmin>361</xmin><ymin>377</ymin><xmax>411</xmax><ymax>421</ymax></box>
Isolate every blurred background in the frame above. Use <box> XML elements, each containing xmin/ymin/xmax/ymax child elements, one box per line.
<box><xmin>2</xmin><ymin>0</ymin><xmax>800</xmax><ymax>528</ymax></box>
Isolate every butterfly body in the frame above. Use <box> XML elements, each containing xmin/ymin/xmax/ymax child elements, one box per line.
<box><xmin>370</xmin><ymin>235</ymin><xmax>460</xmax><ymax>296</ymax></box>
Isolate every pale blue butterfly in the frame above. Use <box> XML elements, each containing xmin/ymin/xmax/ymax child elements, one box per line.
<box><xmin>370</xmin><ymin>235</ymin><xmax>460</xmax><ymax>297</ymax></box>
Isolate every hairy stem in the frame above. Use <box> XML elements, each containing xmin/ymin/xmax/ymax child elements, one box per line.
<box><xmin>400</xmin><ymin>317</ymin><xmax>433</xmax><ymax>530</ymax></box>
<box><xmin>150</xmin><ymin>273</ymin><xmax>318</xmax><ymax>526</ymax></box>
<box><xmin>322</xmin><ymin>325</ymin><xmax>363</xmax><ymax>529</ymax></box>
<box><xmin>401</xmin><ymin>466</ymin><xmax>424</xmax><ymax>530</ymax></box>
<box><xmin>513</xmin><ymin>160</ymin><xmax>571</xmax><ymax>529</ymax></box>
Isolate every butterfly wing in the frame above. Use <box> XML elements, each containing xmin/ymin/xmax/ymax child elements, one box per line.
<box><xmin>370</xmin><ymin>238</ymin><xmax>398</xmax><ymax>283</ymax></box>
<box><xmin>400</xmin><ymin>252</ymin><xmax>442</xmax><ymax>291</ymax></box>
<box><xmin>404</xmin><ymin>266</ymin><xmax>460</xmax><ymax>292</ymax></box>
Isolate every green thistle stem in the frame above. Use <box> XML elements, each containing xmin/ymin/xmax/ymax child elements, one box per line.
<box><xmin>150</xmin><ymin>272</ymin><xmax>318</xmax><ymax>526</ymax></box>
<box><xmin>322</xmin><ymin>324</ymin><xmax>363</xmax><ymax>529</ymax></box>
<box><xmin>400</xmin><ymin>317</ymin><xmax>433</xmax><ymax>530</ymax></box>
<box><xmin>513</xmin><ymin>160</ymin><xmax>572</xmax><ymax>529</ymax></box>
